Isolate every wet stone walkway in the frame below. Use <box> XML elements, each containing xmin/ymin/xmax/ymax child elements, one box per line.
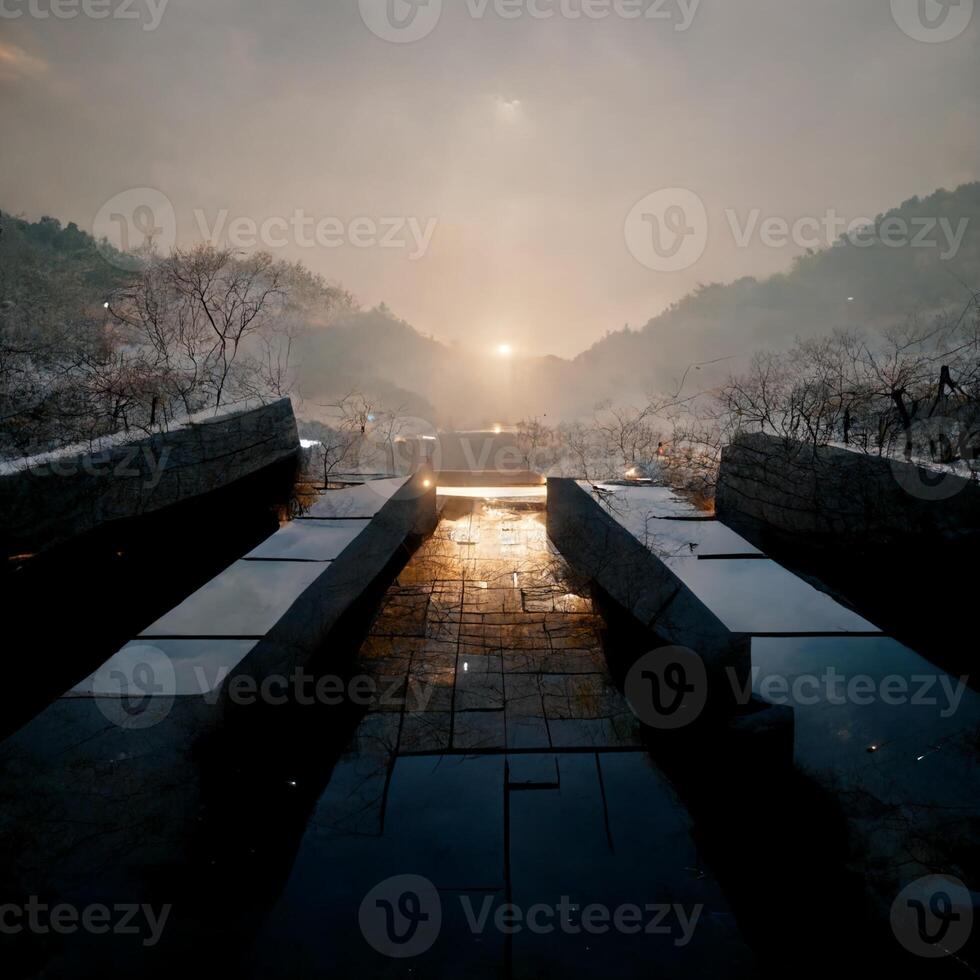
<box><xmin>249</xmin><ymin>498</ymin><xmax>755</xmax><ymax>978</ymax></box>
<box><xmin>358</xmin><ymin>497</ymin><xmax>641</xmax><ymax>754</ymax></box>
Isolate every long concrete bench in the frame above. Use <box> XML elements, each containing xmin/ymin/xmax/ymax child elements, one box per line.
<box><xmin>547</xmin><ymin>478</ymin><xmax>751</xmax><ymax>713</ymax></box>
<box><xmin>70</xmin><ymin>473</ymin><xmax>436</xmax><ymax>705</ymax></box>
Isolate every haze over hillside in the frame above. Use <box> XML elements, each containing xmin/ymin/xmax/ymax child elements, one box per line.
<box><xmin>294</xmin><ymin>183</ymin><xmax>980</xmax><ymax>424</ymax></box>
<box><xmin>5</xmin><ymin>182</ymin><xmax>978</xmax><ymax>429</ymax></box>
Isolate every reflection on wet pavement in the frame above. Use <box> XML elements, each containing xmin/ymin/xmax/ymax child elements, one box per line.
<box><xmin>351</xmin><ymin>499</ymin><xmax>641</xmax><ymax>754</ymax></box>
<box><xmin>249</xmin><ymin>498</ymin><xmax>755</xmax><ymax>978</ymax></box>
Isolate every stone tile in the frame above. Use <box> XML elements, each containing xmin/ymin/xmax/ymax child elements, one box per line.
<box><xmin>456</xmin><ymin>653</ymin><xmax>502</xmax><ymax>674</ymax></box>
<box><xmin>539</xmin><ymin>674</ymin><xmax>615</xmax><ymax>720</ymax></box>
<box><xmin>503</xmin><ymin>713</ymin><xmax>548</xmax><ymax>749</ymax></box>
<box><xmin>71</xmin><ymin>638</ymin><xmax>260</xmax><ymax>696</ymax></box>
<box><xmin>357</xmin><ymin>634</ymin><xmax>422</xmax><ymax>665</ymax></box>
<box><xmin>244</xmin><ymin>518</ymin><xmax>369</xmax><ymax>561</ymax></box>
<box><xmin>539</xmin><ymin>648</ymin><xmax>607</xmax><ymax>674</ymax></box>
<box><xmin>421</xmin><ymin>638</ymin><xmax>459</xmax><ymax>657</ymax></box>
<box><xmin>504</xmin><ymin>675</ymin><xmax>550</xmax><ymax>749</ymax></box>
<box><xmin>383</xmin><ymin>754</ymin><xmax>506</xmax><ymax>887</ymax></box>
<box><xmin>666</xmin><ymin>558</ymin><xmax>880</xmax><ymax>634</ymax></box>
<box><xmin>409</xmin><ymin>652</ymin><xmax>457</xmax><ymax>678</ymax></box>
<box><xmin>507</xmin><ymin>753</ymin><xmax>560</xmax><ymax>788</ymax></box>
<box><xmin>453</xmin><ymin>710</ymin><xmax>507</xmax><ymax>750</ymax></box>
<box><xmin>302</xmin><ymin>479</ymin><xmax>403</xmax><ymax>519</ymax></box>
<box><xmin>407</xmin><ymin>675</ymin><xmax>454</xmax><ymax>713</ymax></box>
<box><xmin>399</xmin><ymin>711</ymin><xmax>452</xmax><ymax>753</ymax></box>
<box><xmin>548</xmin><ymin>715</ymin><xmax>641</xmax><ymax>749</ymax></box>
<box><xmin>140</xmin><ymin>559</ymin><xmax>325</xmax><ymax>637</ymax></box>
<box><xmin>455</xmin><ymin>669</ymin><xmax>505</xmax><ymax>711</ymax></box>
<box><xmin>508</xmin><ymin>751</ymin><xmax>756</xmax><ymax>977</ymax></box>
<box><xmin>365</xmin><ymin>673</ymin><xmax>409</xmax><ymax>713</ymax></box>
<box><xmin>501</xmin><ymin>649</ymin><xmax>551</xmax><ymax>674</ymax></box>
<box><xmin>424</xmin><ymin>617</ymin><xmax>460</xmax><ymax>643</ymax></box>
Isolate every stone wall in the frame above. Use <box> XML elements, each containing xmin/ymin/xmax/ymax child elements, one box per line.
<box><xmin>716</xmin><ymin>431</ymin><xmax>980</xmax><ymax>546</ymax></box>
<box><xmin>0</xmin><ymin>398</ymin><xmax>299</xmax><ymax>552</ymax></box>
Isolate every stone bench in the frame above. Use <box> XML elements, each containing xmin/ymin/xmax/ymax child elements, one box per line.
<box><xmin>69</xmin><ymin>473</ymin><xmax>436</xmax><ymax>708</ymax></box>
<box><xmin>546</xmin><ymin>478</ymin><xmax>752</xmax><ymax>715</ymax></box>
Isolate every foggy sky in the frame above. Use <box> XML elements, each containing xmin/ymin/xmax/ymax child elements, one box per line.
<box><xmin>1</xmin><ymin>0</ymin><xmax>978</xmax><ymax>357</ymax></box>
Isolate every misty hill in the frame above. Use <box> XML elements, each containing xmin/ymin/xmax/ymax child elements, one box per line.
<box><xmin>572</xmin><ymin>183</ymin><xmax>980</xmax><ymax>406</ymax></box>
<box><xmin>0</xmin><ymin>211</ymin><xmax>131</xmax><ymax>325</ymax></box>
<box><xmin>293</xmin><ymin>304</ymin><xmax>575</xmax><ymax>428</ymax></box>
<box><xmin>7</xmin><ymin>182</ymin><xmax>978</xmax><ymax>429</ymax></box>
<box><xmin>296</xmin><ymin>183</ymin><xmax>980</xmax><ymax>424</ymax></box>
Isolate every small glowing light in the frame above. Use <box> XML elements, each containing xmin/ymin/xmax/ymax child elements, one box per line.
<box><xmin>103</xmin><ymin>301</ymin><xmax>110</xmax><ymax>309</ymax></box>
<box><xmin>867</xmin><ymin>744</ymin><xmax>878</xmax><ymax>753</ymax></box>
<box><xmin>463</xmin><ymin>662</ymin><xmax>469</xmax><ymax>672</ymax></box>
<box><xmin>496</xmin><ymin>343</ymin><xmax>513</xmax><ymax>358</ymax></box>
<box><xmin>493</xmin><ymin>424</ymin><xmax>503</xmax><ymax>435</ymax></box>
<box><xmin>847</xmin><ymin>297</ymin><xmax>855</xmax><ymax>303</ymax></box>
<box><xmin>916</xmin><ymin>754</ymin><xmax>926</xmax><ymax>761</ymax></box>
<box><xmin>287</xmin><ymin>780</ymin><xmax>298</xmax><ymax>787</ymax></box>
<box><xmin>423</xmin><ymin>478</ymin><xmax>432</xmax><ymax>488</ymax></box>
<box><xmin>625</xmin><ymin>467</ymin><xmax>638</xmax><ymax>479</ymax></box>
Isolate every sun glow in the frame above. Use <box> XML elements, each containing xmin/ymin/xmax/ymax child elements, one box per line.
<box><xmin>496</xmin><ymin>343</ymin><xmax>513</xmax><ymax>358</ymax></box>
